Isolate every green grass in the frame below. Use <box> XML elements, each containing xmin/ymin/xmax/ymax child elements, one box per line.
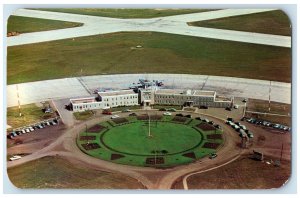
<box><xmin>7</xmin><ymin>103</ymin><xmax>55</xmax><ymax>129</ymax></box>
<box><xmin>7</xmin><ymin>15</ymin><xmax>83</xmax><ymax>34</ymax></box>
<box><xmin>152</xmin><ymin>105</ymin><xmax>182</xmax><ymax>110</ymax></box>
<box><xmin>73</xmin><ymin>110</ymin><xmax>94</xmax><ymax>120</ymax></box>
<box><xmin>188</xmin><ymin>10</ymin><xmax>291</xmax><ymax>36</ymax></box>
<box><xmin>77</xmin><ymin>116</ymin><xmax>223</xmax><ymax>167</ymax></box>
<box><xmin>34</xmin><ymin>8</ymin><xmax>215</xmax><ymax>19</ymax></box>
<box><xmin>110</xmin><ymin>105</ymin><xmax>142</xmax><ymax>112</ymax></box>
<box><xmin>102</xmin><ymin>122</ymin><xmax>201</xmax><ymax>155</ymax></box>
<box><xmin>7</xmin><ymin>156</ymin><xmax>145</xmax><ymax>189</ymax></box>
<box><xmin>7</xmin><ymin>31</ymin><xmax>291</xmax><ymax>84</ymax></box>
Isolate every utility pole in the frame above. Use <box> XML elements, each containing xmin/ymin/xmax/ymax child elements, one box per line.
<box><xmin>147</xmin><ymin>110</ymin><xmax>151</xmax><ymax>137</ymax></box>
<box><xmin>280</xmin><ymin>143</ymin><xmax>283</xmax><ymax>162</ymax></box>
<box><xmin>243</xmin><ymin>101</ymin><xmax>247</xmax><ymax>118</ymax></box>
<box><xmin>85</xmin><ymin>124</ymin><xmax>89</xmax><ymax>145</ymax></box>
<box><xmin>16</xmin><ymin>85</ymin><xmax>22</xmax><ymax>117</ymax></box>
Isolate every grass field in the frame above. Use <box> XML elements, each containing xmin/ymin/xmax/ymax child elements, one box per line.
<box><xmin>173</xmin><ymin>155</ymin><xmax>290</xmax><ymax>189</ymax></box>
<box><xmin>73</xmin><ymin>110</ymin><xmax>94</xmax><ymax>120</ymax></box>
<box><xmin>188</xmin><ymin>10</ymin><xmax>291</xmax><ymax>36</ymax></box>
<box><xmin>7</xmin><ymin>103</ymin><xmax>55</xmax><ymax>129</ymax></box>
<box><xmin>110</xmin><ymin>105</ymin><xmax>142</xmax><ymax>112</ymax></box>
<box><xmin>7</xmin><ymin>16</ymin><xmax>83</xmax><ymax>34</ymax></box>
<box><xmin>7</xmin><ymin>31</ymin><xmax>291</xmax><ymax>84</ymax></box>
<box><xmin>245</xmin><ymin>98</ymin><xmax>291</xmax><ymax>125</ymax></box>
<box><xmin>77</xmin><ymin>116</ymin><xmax>223</xmax><ymax>167</ymax></box>
<box><xmin>7</xmin><ymin>156</ymin><xmax>145</xmax><ymax>189</ymax></box>
<box><xmin>151</xmin><ymin>105</ymin><xmax>182</xmax><ymax>110</ymax></box>
<box><xmin>34</xmin><ymin>8</ymin><xmax>215</xmax><ymax>19</ymax></box>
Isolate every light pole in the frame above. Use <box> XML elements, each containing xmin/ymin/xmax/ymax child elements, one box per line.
<box><xmin>268</xmin><ymin>81</ymin><xmax>271</xmax><ymax>112</ymax></box>
<box><xmin>16</xmin><ymin>85</ymin><xmax>22</xmax><ymax>117</ymax></box>
<box><xmin>148</xmin><ymin>111</ymin><xmax>151</xmax><ymax>137</ymax></box>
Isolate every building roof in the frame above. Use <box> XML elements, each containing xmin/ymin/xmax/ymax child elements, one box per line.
<box><xmin>215</xmin><ymin>95</ymin><xmax>232</xmax><ymax>102</ymax></box>
<box><xmin>98</xmin><ymin>89</ymin><xmax>137</xmax><ymax>97</ymax></box>
<box><xmin>70</xmin><ymin>97</ymin><xmax>96</xmax><ymax>104</ymax></box>
<box><xmin>155</xmin><ymin>89</ymin><xmax>215</xmax><ymax>97</ymax></box>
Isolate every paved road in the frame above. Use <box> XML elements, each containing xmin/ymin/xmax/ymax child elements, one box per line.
<box><xmin>7</xmin><ymin>110</ymin><xmax>243</xmax><ymax>189</ymax></box>
<box><xmin>7</xmin><ymin>74</ymin><xmax>291</xmax><ymax>107</ymax></box>
<box><xmin>7</xmin><ymin>9</ymin><xmax>290</xmax><ymax>47</ymax></box>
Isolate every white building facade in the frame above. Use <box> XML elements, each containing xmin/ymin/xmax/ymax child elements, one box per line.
<box><xmin>70</xmin><ymin>88</ymin><xmax>232</xmax><ymax>112</ymax></box>
<box><xmin>97</xmin><ymin>90</ymin><xmax>139</xmax><ymax>108</ymax></box>
<box><xmin>70</xmin><ymin>97</ymin><xmax>103</xmax><ymax>112</ymax></box>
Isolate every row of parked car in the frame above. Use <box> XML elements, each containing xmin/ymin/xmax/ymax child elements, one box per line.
<box><xmin>195</xmin><ymin>116</ymin><xmax>222</xmax><ymax>129</ymax></box>
<box><xmin>7</xmin><ymin>118</ymin><xmax>59</xmax><ymax>139</ymax></box>
<box><xmin>175</xmin><ymin>113</ymin><xmax>192</xmax><ymax>118</ymax></box>
<box><xmin>226</xmin><ymin>117</ymin><xmax>253</xmax><ymax>138</ymax></box>
<box><xmin>241</xmin><ymin>117</ymin><xmax>290</xmax><ymax>132</ymax></box>
<box><xmin>159</xmin><ymin>108</ymin><xmax>177</xmax><ymax>112</ymax></box>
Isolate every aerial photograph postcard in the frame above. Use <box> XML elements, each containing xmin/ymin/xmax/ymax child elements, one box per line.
<box><xmin>6</xmin><ymin>7</ymin><xmax>292</xmax><ymax>190</ymax></box>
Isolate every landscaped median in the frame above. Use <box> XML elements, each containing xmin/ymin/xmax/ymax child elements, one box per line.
<box><xmin>77</xmin><ymin>115</ymin><xmax>223</xmax><ymax>167</ymax></box>
<box><xmin>73</xmin><ymin>110</ymin><xmax>95</xmax><ymax>120</ymax></box>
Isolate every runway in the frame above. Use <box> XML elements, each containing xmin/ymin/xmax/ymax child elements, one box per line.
<box><xmin>7</xmin><ymin>9</ymin><xmax>291</xmax><ymax>47</ymax></box>
<box><xmin>6</xmin><ymin>74</ymin><xmax>291</xmax><ymax>107</ymax></box>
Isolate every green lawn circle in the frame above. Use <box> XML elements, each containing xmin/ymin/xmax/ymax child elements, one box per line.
<box><xmin>101</xmin><ymin>122</ymin><xmax>202</xmax><ymax>156</ymax></box>
<box><xmin>77</xmin><ymin>117</ymin><xmax>223</xmax><ymax>167</ymax></box>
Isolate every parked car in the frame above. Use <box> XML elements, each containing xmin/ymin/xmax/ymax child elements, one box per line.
<box><xmin>50</xmin><ymin>121</ymin><xmax>56</xmax><ymax>125</ymax></box>
<box><xmin>11</xmin><ymin>132</ymin><xmax>17</xmax><ymax>137</ymax></box>
<box><xmin>202</xmin><ymin>119</ymin><xmax>209</xmax><ymax>123</ymax></box>
<box><xmin>167</xmin><ymin>108</ymin><xmax>177</xmax><ymax>112</ymax></box>
<box><xmin>233</xmin><ymin>105</ymin><xmax>239</xmax><ymax>109</ymax></box>
<box><xmin>102</xmin><ymin>111</ymin><xmax>112</xmax><ymax>115</ymax></box>
<box><xmin>235</xmin><ymin>122</ymin><xmax>240</xmax><ymax>126</ymax></box>
<box><xmin>242</xmin><ymin>98</ymin><xmax>248</xmax><ymax>103</ymax></box>
<box><xmin>225</xmin><ymin>107</ymin><xmax>232</xmax><ymax>111</ymax></box>
<box><xmin>37</xmin><ymin>125</ymin><xmax>44</xmax><ymax>129</ymax></box>
<box><xmin>9</xmin><ymin>155</ymin><xmax>22</xmax><ymax>161</ymax></box>
<box><xmin>240</xmin><ymin>125</ymin><xmax>247</xmax><ymax>130</ymax></box>
<box><xmin>129</xmin><ymin>113</ymin><xmax>137</xmax><ymax>116</ymax></box>
<box><xmin>214</xmin><ymin>124</ymin><xmax>221</xmax><ymax>129</ymax></box>
<box><xmin>122</xmin><ymin>109</ymin><xmax>131</xmax><ymax>112</ymax></box>
<box><xmin>232</xmin><ymin>125</ymin><xmax>239</xmax><ymax>130</ymax></box>
<box><xmin>209</xmin><ymin>153</ymin><xmax>218</xmax><ymax>159</ymax></box>
<box><xmin>247</xmin><ymin>131</ymin><xmax>254</xmax><ymax>138</ymax></box>
<box><xmin>44</xmin><ymin>108</ymin><xmax>52</xmax><ymax>113</ymax></box>
<box><xmin>283</xmin><ymin>126</ymin><xmax>289</xmax><ymax>131</ymax></box>
<box><xmin>208</xmin><ymin>121</ymin><xmax>214</xmax><ymax>125</ymax></box>
<box><xmin>163</xmin><ymin>112</ymin><xmax>172</xmax><ymax>116</ymax></box>
<box><xmin>111</xmin><ymin>115</ymin><xmax>120</xmax><ymax>119</ymax></box>
<box><xmin>241</xmin><ymin>117</ymin><xmax>247</xmax><ymax>121</ymax></box>
<box><xmin>16</xmin><ymin>131</ymin><xmax>22</xmax><ymax>136</ymax></box>
<box><xmin>25</xmin><ymin>128</ymin><xmax>30</xmax><ymax>133</ymax></box>
<box><xmin>28</xmin><ymin>126</ymin><xmax>34</xmax><ymax>131</ymax></box>
<box><xmin>159</xmin><ymin>108</ymin><xmax>167</xmax><ymax>111</ymax></box>
<box><xmin>227</xmin><ymin>117</ymin><xmax>234</xmax><ymax>122</ymax></box>
<box><xmin>199</xmin><ymin>105</ymin><xmax>208</xmax><ymax>109</ymax></box>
